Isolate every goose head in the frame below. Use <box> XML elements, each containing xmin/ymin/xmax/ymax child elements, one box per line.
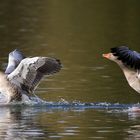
<box><xmin>102</xmin><ymin>52</ymin><xmax>119</xmax><ymax>63</ymax></box>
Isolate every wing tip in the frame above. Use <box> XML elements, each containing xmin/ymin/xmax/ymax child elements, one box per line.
<box><xmin>55</xmin><ymin>58</ymin><xmax>62</xmax><ymax>68</ymax></box>
<box><xmin>53</xmin><ymin>58</ymin><xmax>63</xmax><ymax>73</ymax></box>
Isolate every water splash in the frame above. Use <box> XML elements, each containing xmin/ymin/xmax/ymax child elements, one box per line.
<box><xmin>0</xmin><ymin>93</ymin><xmax>139</xmax><ymax>112</ymax></box>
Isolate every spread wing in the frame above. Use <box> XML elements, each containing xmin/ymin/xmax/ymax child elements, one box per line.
<box><xmin>111</xmin><ymin>46</ymin><xmax>140</xmax><ymax>69</ymax></box>
<box><xmin>7</xmin><ymin>57</ymin><xmax>62</xmax><ymax>94</ymax></box>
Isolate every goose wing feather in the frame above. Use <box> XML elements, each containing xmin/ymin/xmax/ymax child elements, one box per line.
<box><xmin>7</xmin><ymin>57</ymin><xmax>62</xmax><ymax>94</ymax></box>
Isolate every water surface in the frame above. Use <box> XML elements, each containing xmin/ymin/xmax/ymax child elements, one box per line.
<box><xmin>0</xmin><ymin>0</ymin><xmax>140</xmax><ymax>139</ymax></box>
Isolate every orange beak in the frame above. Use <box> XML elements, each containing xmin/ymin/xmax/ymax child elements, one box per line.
<box><xmin>102</xmin><ymin>53</ymin><xmax>111</xmax><ymax>59</ymax></box>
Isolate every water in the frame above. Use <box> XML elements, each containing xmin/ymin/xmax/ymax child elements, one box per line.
<box><xmin>0</xmin><ymin>0</ymin><xmax>140</xmax><ymax>139</ymax></box>
<box><xmin>0</xmin><ymin>99</ymin><xmax>140</xmax><ymax>140</ymax></box>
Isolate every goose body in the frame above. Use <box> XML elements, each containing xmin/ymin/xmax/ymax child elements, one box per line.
<box><xmin>103</xmin><ymin>46</ymin><xmax>140</xmax><ymax>93</ymax></box>
<box><xmin>0</xmin><ymin>50</ymin><xmax>61</xmax><ymax>103</ymax></box>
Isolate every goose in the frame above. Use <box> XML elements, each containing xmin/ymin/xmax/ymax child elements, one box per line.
<box><xmin>102</xmin><ymin>46</ymin><xmax>140</xmax><ymax>93</ymax></box>
<box><xmin>0</xmin><ymin>49</ymin><xmax>62</xmax><ymax>103</ymax></box>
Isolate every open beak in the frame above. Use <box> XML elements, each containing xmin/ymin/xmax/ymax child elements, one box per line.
<box><xmin>102</xmin><ymin>53</ymin><xmax>111</xmax><ymax>59</ymax></box>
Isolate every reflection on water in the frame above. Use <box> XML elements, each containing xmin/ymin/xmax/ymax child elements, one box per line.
<box><xmin>0</xmin><ymin>0</ymin><xmax>140</xmax><ymax>139</ymax></box>
<box><xmin>0</xmin><ymin>107</ymin><xmax>44</xmax><ymax>139</ymax></box>
<box><xmin>0</xmin><ymin>104</ymin><xmax>140</xmax><ymax>140</ymax></box>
